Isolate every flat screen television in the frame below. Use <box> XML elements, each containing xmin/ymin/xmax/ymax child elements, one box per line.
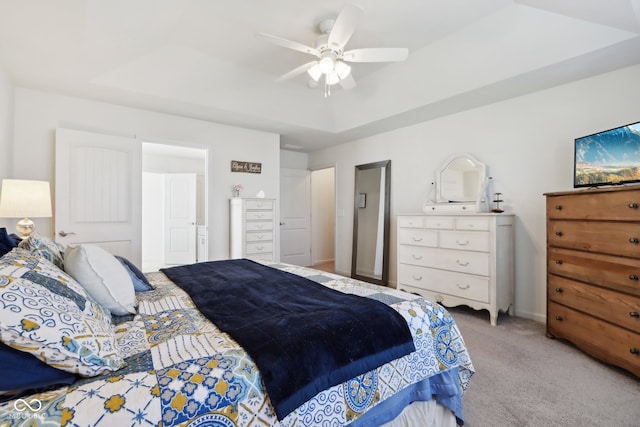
<box><xmin>574</xmin><ymin>120</ymin><xmax>640</xmax><ymax>188</ymax></box>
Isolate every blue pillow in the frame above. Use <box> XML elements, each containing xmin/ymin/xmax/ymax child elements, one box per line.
<box><xmin>0</xmin><ymin>227</ymin><xmax>18</xmax><ymax>257</ymax></box>
<box><xmin>115</xmin><ymin>255</ymin><xmax>153</xmax><ymax>292</ymax></box>
<box><xmin>0</xmin><ymin>342</ymin><xmax>76</xmax><ymax>393</ymax></box>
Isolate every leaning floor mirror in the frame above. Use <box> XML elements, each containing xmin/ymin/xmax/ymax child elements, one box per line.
<box><xmin>351</xmin><ymin>160</ymin><xmax>391</xmax><ymax>286</ymax></box>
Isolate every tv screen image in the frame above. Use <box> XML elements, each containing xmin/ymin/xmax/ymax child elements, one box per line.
<box><xmin>574</xmin><ymin>120</ymin><xmax>640</xmax><ymax>188</ymax></box>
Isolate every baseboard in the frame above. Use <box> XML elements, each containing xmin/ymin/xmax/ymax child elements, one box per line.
<box><xmin>513</xmin><ymin>308</ymin><xmax>546</xmax><ymax>324</ymax></box>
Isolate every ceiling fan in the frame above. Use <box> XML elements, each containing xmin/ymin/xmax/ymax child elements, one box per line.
<box><xmin>257</xmin><ymin>3</ymin><xmax>409</xmax><ymax>97</ymax></box>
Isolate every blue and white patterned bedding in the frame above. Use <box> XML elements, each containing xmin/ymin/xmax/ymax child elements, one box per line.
<box><xmin>0</xmin><ymin>260</ymin><xmax>475</xmax><ymax>426</ymax></box>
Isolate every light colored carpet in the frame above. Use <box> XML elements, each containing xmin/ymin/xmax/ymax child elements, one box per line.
<box><xmin>449</xmin><ymin>306</ymin><xmax>640</xmax><ymax>427</ymax></box>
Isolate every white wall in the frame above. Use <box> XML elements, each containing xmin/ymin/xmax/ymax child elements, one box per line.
<box><xmin>309</xmin><ymin>64</ymin><xmax>640</xmax><ymax>322</ymax></box>
<box><xmin>310</xmin><ymin>167</ymin><xmax>335</xmax><ymax>265</ymax></box>
<box><xmin>0</xmin><ymin>64</ymin><xmax>14</xmax><ymax>229</ymax></box>
<box><xmin>12</xmin><ymin>88</ymin><xmax>280</xmax><ymax>261</ymax></box>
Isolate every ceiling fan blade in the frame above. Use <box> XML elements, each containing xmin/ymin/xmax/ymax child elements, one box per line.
<box><xmin>339</xmin><ymin>73</ymin><xmax>356</xmax><ymax>90</ymax></box>
<box><xmin>328</xmin><ymin>4</ymin><xmax>363</xmax><ymax>51</ymax></box>
<box><xmin>276</xmin><ymin>61</ymin><xmax>318</xmax><ymax>81</ymax></box>
<box><xmin>256</xmin><ymin>32</ymin><xmax>320</xmax><ymax>57</ymax></box>
<box><xmin>343</xmin><ymin>48</ymin><xmax>409</xmax><ymax>63</ymax></box>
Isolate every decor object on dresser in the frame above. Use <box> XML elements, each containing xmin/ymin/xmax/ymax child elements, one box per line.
<box><xmin>424</xmin><ymin>154</ymin><xmax>490</xmax><ymax>213</ymax></box>
<box><xmin>0</xmin><ymin>179</ymin><xmax>52</xmax><ymax>238</ymax></box>
<box><xmin>545</xmin><ymin>186</ymin><xmax>640</xmax><ymax>377</ymax></box>
<box><xmin>397</xmin><ymin>213</ymin><xmax>514</xmax><ymax>325</ymax></box>
<box><xmin>352</xmin><ymin>160</ymin><xmax>390</xmax><ymax>286</ymax></box>
<box><xmin>229</xmin><ymin>197</ymin><xmax>277</xmax><ymax>261</ymax></box>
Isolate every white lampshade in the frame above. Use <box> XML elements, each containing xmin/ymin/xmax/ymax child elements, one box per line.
<box><xmin>0</xmin><ymin>179</ymin><xmax>52</xmax><ymax>238</ymax></box>
<box><xmin>307</xmin><ymin>64</ymin><xmax>323</xmax><ymax>82</ymax></box>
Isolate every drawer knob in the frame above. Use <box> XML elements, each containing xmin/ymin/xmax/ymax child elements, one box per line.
<box><xmin>555</xmin><ymin>205</ymin><xmax>562</xmax><ymax>210</ymax></box>
<box><xmin>555</xmin><ymin>231</ymin><xmax>563</xmax><ymax>237</ymax></box>
<box><xmin>630</xmin><ymin>348</ymin><xmax>640</xmax><ymax>355</ymax></box>
<box><xmin>555</xmin><ymin>259</ymin><xmax>563</xmax><ymax>265</ymax></box>
<box><xmin>555</xmin><ymin>315</ymin><xmax>563</xmax><ymax>321</ymax></box>
<box><xmin>412</xmin><ymin>236</ymin><xmax>423</xmax><ymax>242</ymax></box>
<box><xmin>630</xmin><ymin>311</ymin><xmax>640</xmax><ymax>318</ymax></box>
<box><xmin>412</xmin><ymin>275</ymin><xmax>423</xmax><ymax>281</ymax></box>
<box><xmin>456</xmin><ymin>260</ymin><xmax>470</xmax><ymax>267</ymax></box>
<box><xmin>456</xmin><ymin>284</ymin><xmax>470</xmax><ymax>290</ymax></box>
<box><xmin>555</xmin><ymin>287</ymin><xmax>563</xmax><ymax>293</ymax></box>
<box><xmin>629</xmin><ymin>203</ymin><xmax>638</xmax><ymax>209</ymax></box>
<box><xmin>456</xmin><ymin>240</ymin><xmax>470</xmax><ymax>246</ymax></box>
<box><xmin>630</xmin><ymin>237</ymin><xmax>639</xmax><ymax>245</ymax></box>
<box><xmin>412</xmin><ymin>254</ymin><xmax>423</xmax><ymax>260</ymax></box>
<box><xmin>630</xmin><ymin>274</ymin><xmax>639</xmax><ymax>281</ymax></box>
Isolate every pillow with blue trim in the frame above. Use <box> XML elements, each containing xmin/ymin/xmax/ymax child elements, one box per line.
<box><xmin>0</xmin><ymin>227</ymin><xmax>17</xmax><ymax>258</ymax></box>
<box><xmin>115</xmin><ymin>255</ymin><xmax>153</xmax><ymax>292</ymax></box>
<box><xmin>0</xmin><ymin>248</ymin><xmax>124</xmax><ymax>376</ymax></box>
<box><xmin>18</xmin><ymin>232</ymin><xmax>66</xmax><ymax>270</ymax></box>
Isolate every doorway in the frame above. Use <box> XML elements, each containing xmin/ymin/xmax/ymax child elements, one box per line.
<box><xmin>141</xmin><ymin>143</ymin><xmax>207</xmax><ymax>272</ymax></box>
<box><xmin>310</xmin><ymin>166</ymin><xmax>335</xmax><ymax>272</ymax></box>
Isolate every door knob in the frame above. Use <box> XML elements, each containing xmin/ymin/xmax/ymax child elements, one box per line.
<box><xmin>58</xmin><ymin>230</ymin><xmax>76</xmax><ymax>237</ymax></box>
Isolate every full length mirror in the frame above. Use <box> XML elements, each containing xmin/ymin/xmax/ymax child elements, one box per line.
<box><xmin>351</xmin><ymin>160</ymin><xmax>391</xmax><ymax>286</ymax></box>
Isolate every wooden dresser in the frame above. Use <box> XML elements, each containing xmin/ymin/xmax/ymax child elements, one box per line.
<box><xmin>545</xmin><ymin>186</ymin><xmax>640</xmax><ymax>377</ymax></box>
<box><xmin>229</xmin><ymin>198</ymin><xmax>277</xmax><ymax>261</ymax></box>
<box><xmin>397</xmin><ymin>213</ymin><xmax>515</xmax><ymax>325</ymax></box>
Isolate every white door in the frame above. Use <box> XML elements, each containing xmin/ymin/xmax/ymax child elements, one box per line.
<box><xmin>55</xmin><ymin>128</ymin><xmax>142</xmax><ymax>266</ymax></box>
<box><xmin>164</xmin><ymin>173</ymin><xmax>196</xmax><ymax>265</ymax></box>
<box><xmin>280</xmin><ymin>168</ymin><xmax>311</xmax><ymax>266</ymax></box>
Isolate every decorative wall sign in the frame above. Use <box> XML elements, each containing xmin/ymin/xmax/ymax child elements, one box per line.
<box><xmin>231</xmin><ymin>160</ymin><xmax>262</xmax><ymax>174</ymax></box>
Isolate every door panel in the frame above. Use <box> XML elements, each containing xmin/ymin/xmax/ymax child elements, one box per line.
<box><xmin>55</xmin><ymin>128</ymin><xmax>142</xmax><ymax>266</ymax></box>
<box><xmin>280</xmin><ymin>169</ymin><xmax>311</xmax><ymax>266</ymax></box>
<box><xmin>164</xmin><ymin>173</ymin><xmax>196</xmax><ymax>265</ymax></box>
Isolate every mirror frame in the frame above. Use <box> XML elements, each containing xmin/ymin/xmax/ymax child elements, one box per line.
<box><xmin>435</xmin><ymin>154</ymin><xmax>486</xmax><ymax>203</ymax></box>
<box><xmin>351</xmin><ymin>160</ymin><xmax>391</xmax><ymax>286</ymax></box>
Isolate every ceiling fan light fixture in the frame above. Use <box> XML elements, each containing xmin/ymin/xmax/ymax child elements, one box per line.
<box><xmin>307</xmin><ymin>64</ymin><xmax>322</xmax><ymax>81</ymax></box>
<box><xmin>335</xmin><ymin>61</ymin><xmax>351</xmax><ymax>79</ymax></box>
<box><xmin>319</xmin><ymin>55</ymin><xmax>335</xmax><ymax>74</ymax></box>
<box><xmin>325</xmin><ymin>72</ymin><xmax>340</xmax><ymax>86</ymax></box>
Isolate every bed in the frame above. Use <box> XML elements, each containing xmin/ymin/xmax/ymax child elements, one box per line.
<box><xmin>0</xmin><ymin>232</ymin><xmax>474</xmax><ymax>427</ymax></box>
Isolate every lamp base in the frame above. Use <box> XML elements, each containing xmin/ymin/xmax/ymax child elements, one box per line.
<box><xmin>16</xmin><ymin>217</ymin><xmax>35</xmax><ymax>239</ymax></box>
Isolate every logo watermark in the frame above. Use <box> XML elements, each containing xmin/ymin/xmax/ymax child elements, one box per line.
<box><xmin>10</xmin><ymin>398</ymin><xmax>45</xmax><ymax>421</ymax></box>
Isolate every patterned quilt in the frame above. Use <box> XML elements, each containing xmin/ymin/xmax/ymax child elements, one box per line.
<box><xmin>0</xmin><ymin>261</ymin><xmax>475</xmax><ymax>427</ymax></box>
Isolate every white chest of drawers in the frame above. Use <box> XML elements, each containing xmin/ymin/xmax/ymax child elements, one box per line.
<box><xmin>397</xmin><ymin>213</ymin><xmax>515</xmax><ymax>325</ymax></box>
<box><xmin>229</xmin><ymin>198</ymin><xmax>277</xmax><ymax>261</ymax></box>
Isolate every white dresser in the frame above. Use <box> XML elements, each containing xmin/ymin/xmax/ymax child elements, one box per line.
<box><xmin>397</xmin><ymin>213</ymin><xmax>514</xmax><ymax>325</ymax></box>
<box><xmin>229</xmin><ymin>198</ymin><xmax>277</xmax><ymax>261</ymax></box>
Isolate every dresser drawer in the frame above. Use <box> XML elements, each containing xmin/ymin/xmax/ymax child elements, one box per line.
<box><xmin>547</xmin><ymin>190</ymin><xmax>640</xmax><ymax>221</ymax></box>
<box><xmin>548</xmin><ymin>247</ymin><xmax>640</xmax><ymax>297</ymax></box>
<box><xmin>399</xmin><ymin>264</ymin><xmax>489</xmax><ymax>303</ymax></box>
<box><xmin>398</xmin><ymin>228</ymin><xmax>438</xmax><ymax>247</ymax></box>
<box><xmin>246</xmin><ymin>211</ymin><xmax>273</xmax><ymax>220</ymax></box>
<box><xmin>246</xmin><ymin>231</ymin><xmax>273</xmax><ymax>242</ymax></box>
<box><xmin>455</xmin><ymin>217</ymin><xmax>490</xmax><ymax>231</ymax></box>
<box><xmin>246</xmin><ymin>242</ymin><xmax>273</xmax><ymax>254</ymax></box>
<box><xmin>245</xmin><ymin>199</ymin><xmax>273</xmax><ymax>210</ymax></box>
<box><xmin>424</xmin><ymin>217</ymin><xmax>454</xmax><ymax>230</ymax></box>
<box><xmin>548</xmin><ymin>220</ymin><xmax>640</xmax><ymax>258</ymax></box>
<box><xmin>548</xmin><ymin>275</ymin><xmax>640</xmax><ymax>333</ymax></box>
<box><xmin>246</xmin><ymin>221</ymin><xmax>273</xmax><ymax>232</ymax></box>
<box><xmin>440</xmin><ymin>231</ymin><xmax>489</xmax><ymax>252</ymax></box>
<box><xmin>398</xmin><ymin>245</ymin><xmax>489</xmax><ymax>276</ymax></box>
<box><xmin>548</xmin><ymin>301</ymin><xmax>640</xmax><ymax>377</ymax></box>
<box><xmin>398</xmin><ymin>217</ymin><xmax>424</xmax><ymax>228</ymax></box>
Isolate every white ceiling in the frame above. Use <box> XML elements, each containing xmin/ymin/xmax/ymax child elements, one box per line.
<box><xmin>1</xmin><ymin>0</ymin><xmax>639</xmax><ymax>152</ymax></box>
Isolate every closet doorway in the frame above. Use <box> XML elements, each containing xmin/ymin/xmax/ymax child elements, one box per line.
<box><xmin>141</xmin><ymin>143</ymin><xmax>207</xmax><ymax>272</ymax></box>
<box><xmin>310</xmin><ymin>166</ymin><xmax>335</xmax><ymax>272</ymax></box>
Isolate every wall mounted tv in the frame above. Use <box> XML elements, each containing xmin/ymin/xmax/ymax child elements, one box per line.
<box><xmin>574</xmin><ymin>120</ymin><xmax>640</xmax><ymax>188</ymax></box>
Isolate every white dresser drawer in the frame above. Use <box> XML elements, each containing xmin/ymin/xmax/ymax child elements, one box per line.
<box><xmin>398</xmin><ymin>228</ymin><xmax>438</xmax><ymax>247</ymax></box>
<box><xmin>398</xmin><ymin>264</ymin><xmax>489</xmax><ymax>303</ymax></box>
<box><xmin>245</xmin><ymin>200</ymin><xmax>273</xmax><ymax>210</ymax></box>
<box><xmin>246</xmin><ymin>242</ymin><xmax>273</xmax><ymax>254</ymax></box>
<box><xmin>440</xmin><ymin>231</ymin><xmax>490</xmax><ymax>252</ymax></box>
<box><xmin>398</xmin><ymin>217</ymin><xmax>424</xmax><ymax>228</ymax></box>
<box><xmin>246</xmin><ymin>211</ymin><xmax>273</xmax><ymax>220</ymax></box>
<box><xmin>455</xmin><ymin>217</ymin><xmax>490</xmax><ymax>231</ymax></box>
<box><xmin>424</xmin><ymin>217</ymin><xmax>455</xmax><ymax>230</ymax></box>
<box><xmin>246</xmin><ymin>231</ymin><xmax>273</xmax><ymax>242</ymax></box>
<box><xmin>398</xmin><ymin>245</ymin><xmax>489</xmax><ymax>276</ymax></box>
<box><xmin>246</xmin><ymin>221</ymin><xmax>273</xmax><ymax>231</ymax></box>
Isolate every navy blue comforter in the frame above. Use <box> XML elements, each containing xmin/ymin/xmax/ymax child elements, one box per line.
<box><xmin>161</xmin><ymin>259</ymin><xmax>415</xmax><ymax>419</ymax></box>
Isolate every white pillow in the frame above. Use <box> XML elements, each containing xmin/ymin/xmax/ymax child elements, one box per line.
<box><xmin>64</xmin><ymin>244</ymin><xmax>136</xmax><ymax>316</ymax></box>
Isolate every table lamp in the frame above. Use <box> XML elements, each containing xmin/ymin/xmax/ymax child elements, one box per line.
<box><xmin>0</xmin><ymin>179</ymin><xmax>52</xmax><ymax>239</ymax></box>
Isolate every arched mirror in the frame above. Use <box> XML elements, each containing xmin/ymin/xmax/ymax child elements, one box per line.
<box><xmin>436</xmin><ymin>154</ymin><xmax>486</xmax><ymax>203</ymax></box>
<box><xmin>351</xmin><ymin>160</ymin><xmax>390</xmax><ymax>286</ymax></box>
